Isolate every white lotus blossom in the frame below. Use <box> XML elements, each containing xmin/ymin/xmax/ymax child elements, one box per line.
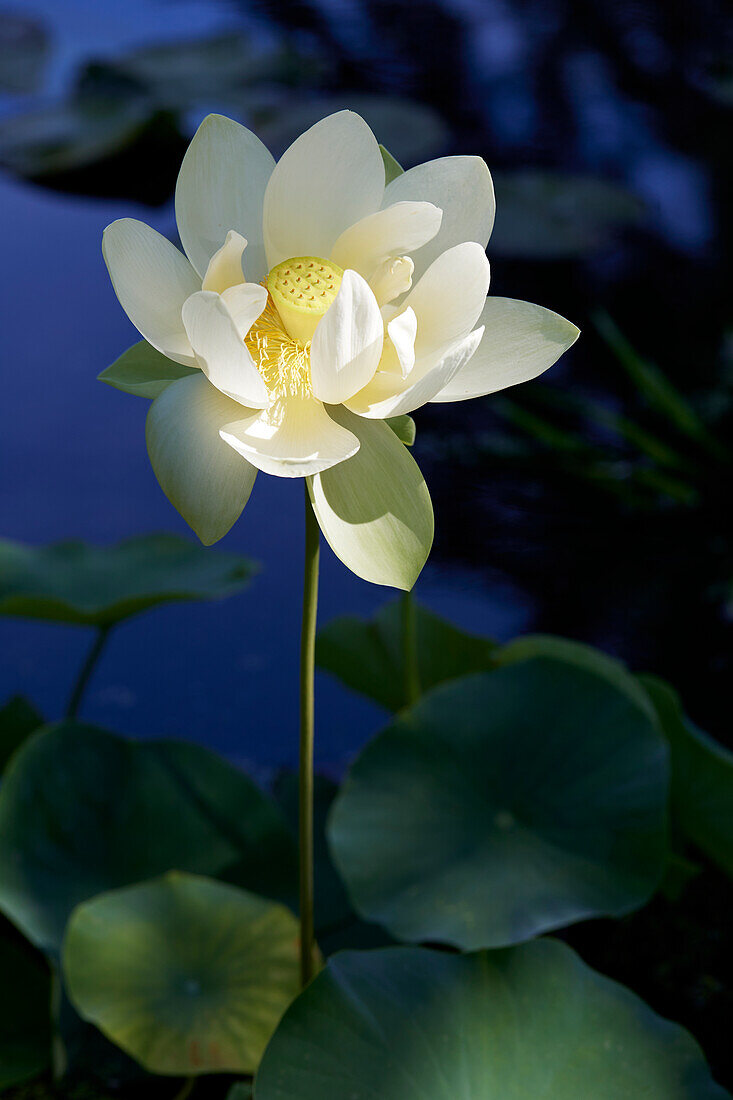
<box><xmin>102</xmin><ymin>111</ymin><xmax>579</xmax><ymax>588</ymax></box>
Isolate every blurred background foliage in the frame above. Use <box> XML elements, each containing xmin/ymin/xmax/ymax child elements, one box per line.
<box><xmin>0</xmin><ymin>0</ymin><xmax>731</xmax><ymax>1095</ymax></box>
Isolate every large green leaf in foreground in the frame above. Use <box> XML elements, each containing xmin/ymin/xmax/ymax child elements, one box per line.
<box><xmin>317</xmin><ymin>598</ymin><xmax>496</xmax><ymax>711</ymax></box>
<box><xmin>0</xmin><ymin>723</ymin><xmax>296</xmax><ymax>954</ymax></box>
<box><xmin>640</xmin><ymin>674</ymin><xmax>733</xmax><ymax>876</ymax></box>
<box><xmin>329</xmin><ymin>659</ymin><xmax>668</xmax><ymax>948</ymax></box>
<box><xmin>64</xmin><ymin>872</ymin><xmax>300</xmax><ymax>1077</ymax></box>
<box><xmin>255</xmin><ymin>942</ymin><xmax>727</xmax><ymax>1099</ymax></box>
<box><xmin>0</xmin><ymin>533</ymin><xmax>256</xmax><ymax>626</ymax></box>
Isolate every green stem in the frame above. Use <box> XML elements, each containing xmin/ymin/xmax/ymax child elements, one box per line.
<box><xmin>173</xmin><ymin>1078</ymin><xmax>196</xmax><ymax>1100</ymax></box>
<box><xmin>50</xmin><ymin>967</ymin><xmax>66</xmax><ymax>1083</ymax></box>
<box><xmin>299</xmin><ymin>483</ymin><xmax>320</xmax><ymax>987</ymax></box>
<box><xmin>401</xmin><ymin>591</ymin><xmax>420</xmax><ymax>706</ymax></box>
<box><xmin>65</xmin><ymin>625</ymin><xmax>112</xmax><ymax>720</ymax></box>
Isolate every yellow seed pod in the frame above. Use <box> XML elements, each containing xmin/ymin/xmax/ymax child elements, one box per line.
<box><xmin>267</xmin><ymin>257</ymin><xmax>343</xmax><ymax>344</ymax></box>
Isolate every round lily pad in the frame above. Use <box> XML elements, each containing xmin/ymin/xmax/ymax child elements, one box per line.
<box><xmin>255</xmin><ymin>942</ymin><xmax>727</xmax><ymax>1099</ymax></box>
<box><xmin>64</xmin><ymin>872</ymin><xmax>300</xmax><ymax>1076</ymax></box>
<box><xmin>0</xmin><ymin>722</ymin><xmax>296</xmax><ymax>955</ymax></box>
<box><xmin>0</xmin><ymin>533</ymin><xmax>256</xmax><ymax>627</ymax></box>
<box><xmin>328</xmin><ymin>659</ymin><xmax>669</xmax><ymax>949</ymax></box>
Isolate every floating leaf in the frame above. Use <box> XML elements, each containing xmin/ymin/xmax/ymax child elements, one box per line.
<box><xmin>0</xmin><ymin>533</ymin><xmax>257</xmax><ymax>627</ymax></box>
<box><xmin>255</xmin><ymin>942</ymin><xmax>727</xmax><ymax>1099</ymax></box>
<box><xmin>316</xmin><ymin>599</ymin><xmax>496</xmax><ymax>711</ymax></box>
<box><xmin>0</xmin><ymin>920</ymin><xmax>51</xmax><ymax>1089</ymax></box>
<box><xmin>63</xmin><ymin>872</ymin><xmax>300</xmax><ymax>1076</ymax></box>
<box><xmin>385</xmin><ymin>414</ymin><xmax>415</xmax><ymax>446</ymax></box>
<box><xmin>490</xmin><ymin>171</ymin><xmax>645</xmax><ymax>258</ymax></box>
<box><xmin>640</xmin><ymin>675</ymin><xmax>733</xmax><ymax>876</ymax></box>
<box><xmin>328</xmin><ymin>660</ymin><xmax>668</xmax><ymax>949</ymax></box>
<box><xmin>98</xmin><ymin>340</ymin><xmax>197</xmax><ymax>398</ymax></box>
<box><xmin>0</xmin><ymin>723</ymin><xmax>296</xmax><ymax>955</ymax></box>
<box><xmin>0</xmin><ymin>98</ymin><xmax>151</xmax><ymax>177</ymax></box>
<box><xmin>0</xmin><ymin>695</ymin><xmax>43</xmax><ymax>773</ymax></box>
<box><xmin>495</xmin><ymin>632</ymin><xmax>657</xmax><ymax>720</ymax></box>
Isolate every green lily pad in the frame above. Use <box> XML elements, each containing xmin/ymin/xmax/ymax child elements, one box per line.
<box><xmin>496</xmin><ymin>633</ymin><xmax>657</xmax><ymax>720</ymax></box>
<box><xmin>328</xmin><ymin>659</ymin><xmax>668</xmax><ymax>949</ymax></box>
<box><xmin>63</xmin><ymin>872</ymin><xmax>300</xmax><ymax>1076</ymax></box>
<box><xmin>640</xmin><ymin>674</ymin><xmax>733</xmax><ymax>876</ymax></box>
<box><xmin>0</xmin><ymin>722</ymin><xmax>297</xmax><ymax>955</ymax></box>
<box><xmin>491</xmin><ymin>171</ymin><xmax>645</xmax><ymax>258</ymax></box>
<box><xmin>0</xmin><ymin>920</ymin><xmax>51</xmax><ymax>1089</ymax></box>
<box><xmin>255</xmin><ymin>941</ymin><xmax>727</xmax><ymax>1099</ymax></box>
<box><xmin>0</xmin><ymin>534</ymin><xmax>257</xmax><ymax>626</ymax></box>
<box><xmin>316</xmin><ymin>599</ymin><xmax>496</xmax><ymax>711</ymax></box>
<box><xmin>0</xmin><ymin>98</ymin><xmax>151</xmax><ymax>178</ymax></box>
<box><xmin>0</xmin><ymin>695</ymin><xmax>43</xmax><ymax>773</ymax></box>
<box><xmin>98</xmin><ymin>341</ymin><xmax>197</xmax><ymax>398</ymax></box>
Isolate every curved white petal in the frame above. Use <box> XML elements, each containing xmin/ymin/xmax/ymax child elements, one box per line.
<box><xmin>310</xmin><ymin>271</ymin><xmax>383</xmax><ymax>405</ymax></box>
<box><xmin>202</xmin><ymin>230</ymin><xmax>247</xmax><ymax>294</ymax></box>
<box><xmin>175</xmin><ymin>114</ymin><xmax>275</xmax><ymax>283</ymax></box>
<box><xmin>102</xmin><ymin>218</ymin><xmax>200</xmax><ymax>366</ymax></box>
<box><xmin>181</xmin><ymin>290</ymin><xmax>270</xmax><ymax>408</ymax></box>
<box><xmin>405</xmin><ymin>242</ymin><xmax>490</xmax><ymax>364</ymax></box>
<box><xmin>263</xmin><ymin>111</ymin><xmax>385</xmax><ymax>268</ymax></box>
<box><xmin>146</xmin><ymin>374</ymin><xmax>257</xmax><ymax>545</ymax></box>
<box><xmin>308</xmin><ymin>407</ymin><xmax>433</xmax><ymax>590</ymax></box>
<box><xmin>220</xmin><ymin>397</ymin><xmax>359</xmax><ymax>478</ymax></box>
<box><xmin>219</xmin><ymin>282</ymin><xmax>269</xmax><ymax>341</ymax></box>
<box><xmin>383</xmin><ymin>156</ymin><xmax>495</xmax><ymax>282</ymax></box>
<box><xmin>369</xmin><ymin>256</ymin><xmax>414</xmax><ymax>306</ymax></box>
<box><xmin>330</xmin><ymin>201</ymin><xmax>442</xmax><ymax>279</ymax></box>
<box><xmin>386</xmin><ymin>307</ymin><xmax>417</xmax><ymax>378</ymax></box>
<box><xmin>347</xmin><ymin>327</ymin><xmax>483</xmax><ymax>419</ymax></box>
<box><xmin>432</xmin><ymin>297</ymin><xmax>580</xmax><ymax>403</ymax></box>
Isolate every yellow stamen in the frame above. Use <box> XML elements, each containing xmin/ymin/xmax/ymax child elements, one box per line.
<box><xmin>245</xmin><ymin>294</ymin><xmax>312</xmax><ymax>400</ymax></box>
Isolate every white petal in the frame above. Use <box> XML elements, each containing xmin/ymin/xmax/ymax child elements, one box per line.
<box><xmin>405</xmin><ymin>242</ymin><xmax>490</xmax><ymax>364</ymax></box>
<box><xmin>369</xmin><ymin>256</ymin><xmax>414</xmax><ymax>306</ymax></box>
<box><xmin>330</xmin><ymin>201</ymin><xmax>442</xmax><ymax>279</ymax></box>
<box><xmin>385</xmin><ymin>307</ymin><xmax>417</xmax><ymax>378</ymax></box>
<box><xmin>181</xmin><ymin>291</ymin><xmax>270</xmax><ymax>408</ymax></box>
<box><xmin>432</xmin><ymin>297</ymin><xmax>580</xmax><ymax>403</ymax></box>
<box><xmin>219</xmin><ymin>282</ymin><xmax>270</xmax><ymax>341</ymax></box>
<box><xmin>102</xmin><ymin>219</ymin><xmax>200</xmax><ymax>366</ymax></box>
<box><xmin>263</xmin><ymin>111</ymin><xmax>384</xmax><ymax>268</ymax></box>
<box><xmin>383</xmin><ymin>156</ymin><xmax>495</xmax><ymax>282</ymax></box>
<box><xmin>346</xmin><ymin>327</ymin><xmax>484</xmax><ymax>419</ymax></box>
<box><xmin>175</xmin><ymin>114</ymin><xmax>275</xmax><ymax>283</ymax></box>
<box><xmin>146</xmin><ymin>374</ymin><xmax>257</xmax><ymax>545</ymax></box>
<box><xmin>310</xmin><ymin>270</ymin><xmax>383</xmax><ymax>405</ymax></box>
<box><xmin>220</xmin><ymin>397</ymin><xmax>359</xmax><ymax>478</ymax></box>
<box><xmin>201</xmin><ymin>230</ymin><xmax>247</xmax><ymax>294</ymax></box>
<box><xmin>308</xmin><ymin>407</ymin><xmax>433</xmax><ymax>590</ymax></box>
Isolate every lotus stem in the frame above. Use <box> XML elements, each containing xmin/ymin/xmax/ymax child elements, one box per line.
<box><xmin>299</xmin><ymin>483</ymin><xmax>319</xmax><ymax>986</ymax></box>
<box><xmin>65</xmin><ymin>624</ymin><xmax>112</xmax><ymax>720</ymax></box>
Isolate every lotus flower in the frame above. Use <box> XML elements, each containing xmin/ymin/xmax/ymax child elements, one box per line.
<box><xmin>101</xmin><ymin>111</ymin><xmax>578</xmax><ymax>588</ymax></box>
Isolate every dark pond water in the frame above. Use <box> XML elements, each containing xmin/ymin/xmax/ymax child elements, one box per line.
<box><xmin>1</xmin><ymin>0</ymin><xmax>730</xmax><ymax>771</ymax></box>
